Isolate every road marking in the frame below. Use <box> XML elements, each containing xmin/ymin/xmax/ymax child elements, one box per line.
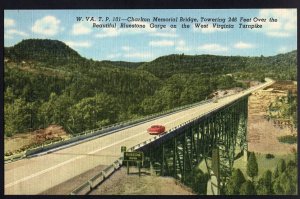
<box><xmin>6</xmin><ymin>80</ymin><xmax>274</xmax><ymax>189</ymax></box>
<box><xmin>5</xmin><ymin>107</ymin><xmax>204</xmax><ymax>188</ymax></box>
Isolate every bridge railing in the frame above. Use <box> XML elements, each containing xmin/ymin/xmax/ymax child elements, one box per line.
<box><xmin>128</xmin><ymin>95</ymin><xmax>249</xmax><ymax>152</ymax></box>
<box><xmin>68</xmin><ymin>81</ymin><xmax>276</xmax><ymax>195</ymax></box>
<box><xmin>9</xmin><ymin>91</ymin><xmax>243</xmax><ymax>162</ymax></box>
<box><xmin>6</xmin><ymin>96</ymin><xmax>220</xmax><ymax>162</ymax></box>
<box><xmin>6</xmin><ymin>80</ymin><xmax>273</xmax><ymax>162</ymax></box>
<box><xmin>70</xmin><ymin>157</ymin><xmax>123</xmax><ymax>195</ymax></box>
<box><xmin>69</xmin><ymin>94</ymin><xmax>250</xmax><ymax>195</ymax></box>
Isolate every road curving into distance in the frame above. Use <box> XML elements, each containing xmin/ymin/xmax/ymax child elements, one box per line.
<box><xmin>4</xmin><ymin>79</ymin><xmax>274</xmax><ymax>195</ymax></box>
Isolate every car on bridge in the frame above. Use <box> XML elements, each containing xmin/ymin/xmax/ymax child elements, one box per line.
<box><xmin>147</xmin><ymin>125</ymin><xmax>166</xmax><ymax>135</ymax></box>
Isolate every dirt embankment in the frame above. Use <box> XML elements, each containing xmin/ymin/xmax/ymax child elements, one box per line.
<box><xmin>89</xmin><ymin>167</ymin><xmax>195</xmax><ymax>195</ymax></box>
<box><xmin>247</xmin><ymin>81</ymin><xmax>297</xmax><ymax>154</ymax></box>
<box><xmin>5</xmin><ymin>125</ymin><xmax>70</xmax><ymax>154</ymax></box>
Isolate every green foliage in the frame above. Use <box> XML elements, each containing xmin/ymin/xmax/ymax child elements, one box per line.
<box><xmin>138</xmin><ymin>51</ymin><xmax>297</xmax><ymax>80</ymax></box>
<box><xmin>273</xmin><ymin>180</ymin><xmax>284</xmax><ymax>195</ymax></box>
<box><xmin>142</xmin><ymin>74</ymin><xmax>208</xmax><ymax>112</ymax></box>
<box><xmin>273</xmin><ymin>167</ymin><xmax>279</xmax><ymax>179</ymax></box>
<box><xmin>277</xmin><ymin>135</ymin><xmax>297</xmax><ymax>144</ymax></box>
<box><xmin>4</xmin><ymin>98</ymin><xmax>34</xmax><ymax>136</ymax></box>
<box><xmin>247</xmin><ymin>152</ymin><xmax>258</xmax><ymax>180</ymax></box>
<box><xmin>277</xmin><ymin>159</ymin><xmax>286</xmax><ymax>174</ymax></box>
<box><xmin>225</xmin><ymin>169</ymin><xmax>246</xmax><ymax>195</ymax></box>
<box><xmin>268</xmin><ymin>91</ymin><xmax>297</xmax><ymax>128</ymax></box>
<box><xmin>68</xmin><ymin>93</ymin><xmax>119</xmax><ymax>133</ymax></box>
<box><xmin>185</xmin><ymin>168</ymin><xmax>209</xmax><ymax>194</ymax></box>
<box><xmin>240</xmin><ymin>180</ymin><xmax>256</xmax><ymax>195</ymax></box>
<box><xmin>3</xmin><ymin>39</ymin><xmax>297</xmax><ymax>137</ymax></box>
<box><xmin>272</xmin><ymin>159</ymin><xmax>297</xmax><ymax>195</ymax></box>
<box><xmin>38</xmin><ymin>93</ymin><xmax>75</xmax><ymax>129</ymax></box>
<box><xmin>257</xmin><ymin>170</ymin><xmax>272</xmax><ymax>195</ymax></box>
<box><xmin>5</xmin><ymin>39</ymin><xmax>82</xmax><ymax>65</ymax></box>
<box><xmin>274</xmin><ymin>171</ymin><xmax>297</xmax><ymax>194</ymax></box>
<box><xmin>101</xmin><ymin>60</ymin><xmax>144</xmax><ymax>69</ymax></box>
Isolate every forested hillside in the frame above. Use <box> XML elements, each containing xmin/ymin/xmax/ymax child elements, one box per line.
<box><xmin>138</xmin><ymin>51</ymin><xmax>297</xmax><ymax>80</ymax></box>
<box><xmin>4</xmin><ymin>39</ymin><xmax>297</xmax><ymax>136</ymax></box>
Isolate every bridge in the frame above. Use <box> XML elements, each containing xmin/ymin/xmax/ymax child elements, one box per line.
<box><xmin>4</xmin><ymin>79</ymin><xmax>274</xmax><ymax>195</ymax></box>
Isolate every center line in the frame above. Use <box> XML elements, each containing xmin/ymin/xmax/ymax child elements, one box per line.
<box><xmin>5</xmin><ymin>106</ymin><xmax>205</xmax><ymax>188</ymax></box>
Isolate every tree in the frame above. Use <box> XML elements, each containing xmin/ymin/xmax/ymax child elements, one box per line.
<box><xmin>68</xmin><ymin>93</ymin><xmax>119</xmax><ymax>133</ymax></box>
<box><xmin>38</xmin><ymin>92</ymin><xmax>75</xmax><ymax>129</ymax></box>
<box><xmin>278</xmin><ymin>172</ymin><xmax>296</xmax><ymax>194</ymax></box>
<box><xmin>240</xmin><ymin>180</ymin><xmax>256</xmax><ymax>195</ymax></box>
<box><xmin>257</xmin><ymin>170</ymin><xmax>272</xmax><ymax>195</ymax></box>
<box><xmin>273</xmin><ymin>167</ymin><xmax>279</xmax><ymax>179</ymax></box>
<box><xmin>247</xmin><ymin>152</ymin><xmax>258</xmax><ymax>181</ymax></box>
<box><xmin>225</xmin><ymin>169</ymin><xmax>246</xmax><ymax>195</ymax></box>
<box><xmin>277</xmin><ymin>159</ymin><xmax>286</xmax><ymax>174</ymax></box>
<box><xmin>272</xmin><ymin>159</ymin><xmax>297</xmax><ymax>195</ymax></box>
<box><xmin>273</xmin><ymin>180</ymin><xmax>284</xmax><ymax>195</ymax></box>
<box><xmin>185</xmin><ymin>168</ymin><xmax>209</xmax><ymax>194</ymax></box>
<box><xmin>5</xmin><ymin>98</ymin><xmax>32</xmax><ymax>136</ymax></box>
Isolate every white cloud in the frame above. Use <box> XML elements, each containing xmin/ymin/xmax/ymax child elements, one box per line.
<box><xmin>278</xmin><ymin>46</ymin><xmax>289</xmax><ymax>53</ymax></box>
<box><xmin>234</xmin><ymin>41</ymin><xmax>255</xmax><ymax>49</ymax></box>
<box><xmin>152</xmin><ymin>32</ymin><xmax>178</xmax><ymax>38</ymax></box>
<box><xmin>6</xmin><ymin>29</ymin><xmax>28</xmax><ymax>36</ymax></box>
<box><xmin>107</xmin><ymin>53</ymin><xmax>121</xmax><ymax>59</ymax></box>
<box><xmin>32</xmin><ymin>16</ymin><xmax>62</xmax><ymax>36</ymax></box>
<box><xmin>95</xmin><ymin>28</ymin><xmax>120</xmax><ymax>38</ymax></box>
<box><xmin>5</xmin><ymin>29</ymin><xmax>29</xmax><ymax>40</ymax></box>
<box><xmin>266</xmin><ymin>32</ymin><xmax>291</xmax><ymax>38</ymax></box>
<box><xmin>4</xmin><ymin>34</ymin><xmax>13</xmax><ymax>40</ymax></box>
<box><xmin>64</xmin><ymin>41</ymin><xmax>92</xmax><ymax>48</ymax></box>
<box><xmin>124</xmin><ymin>52</ymin><xmax>154</xmax><ymax>59</ymax></box>
<box><xmin>121</xmin><ymin>46</ymin><xmax>133</xmax><ymax>51</ymax></box>
<box><xmin>256</xmin><ymin>9</ymin><xmax>296</xmax><ymax>37</ymax></box>
<box><xmin>175</xmin><ymin>40</ymin><xmax>190</xmax><ymax>52</ymax></box>
<box><xmin>4</xmin><ymin>18</ymin><xmax>15</xmax><ymax>28</ymax></box>
<box><xmin>72</xmin><ymin>22</ymin><xmax>92</xmax><ymax>35</ymax></box>
<box><xmin>149</xmin><ymin>40</ymin><xmax>175</xmax><ymax>47</ymax></box>
<box><xmin>198</xmin><ymin>43</ymin><xmax>228</xmax><ymax>52</ymax></box>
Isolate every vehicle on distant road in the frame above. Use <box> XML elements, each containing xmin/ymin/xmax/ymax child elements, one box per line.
<box><xmin>147</xmin><ymin>125</ymin><xmax>166</xmax><ymax>135</ymax></box>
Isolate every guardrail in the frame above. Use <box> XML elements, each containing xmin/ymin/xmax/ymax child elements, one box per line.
<box><xmin>4</xmin><ymin>152</ymin><xmax>26</xmax><ymax>163</ymax></box>
<box><xmin>5</xmin><ymin>80</ymin><xmax>274</xmax><ymax>163</ymax></box>
<box><xmin>5</xmin><ymin>96</ymin><xmax>218</xmax><ymax>162</ymax></box>
<box><xmin>128</xmin><ymin>95</ymin><xmax>250</xmax><ymax>152</ymax></box>
<box><xmin>70</xmin><ymin>157</ymin><xmax>123</xmax><ymax>195</ymax></box>
<box><xmin>69</xmin><ymin>81</ymin><xmax>274</xmax><ymax>195</ymax></box>
<box><xmin>128</xmin><ymin>79</ymin><xmax>275</xmax><ymax>152</ymax></box>
<box><xmin>68</xmin><ymin>99</ymin><xmax>229</xmax><ymax>195</ymax></box>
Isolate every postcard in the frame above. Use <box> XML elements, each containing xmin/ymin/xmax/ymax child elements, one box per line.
<box><xmin>3</xmin><ymin>7</ymin><xmax>298</xmax><ymax>196</ymax></box>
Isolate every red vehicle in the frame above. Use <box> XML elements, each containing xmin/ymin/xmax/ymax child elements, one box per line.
<box><xmin>147</xmin><ymin>125</ymin><xmax>166</xmax><ymax>135</ymax></box>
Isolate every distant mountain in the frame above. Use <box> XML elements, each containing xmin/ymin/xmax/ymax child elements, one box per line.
<box><xmin>138</xmin><ymin>51</ymin><xmax>297</xmax><ymax>80</ymax></box>
<box><xmin>102</xmin><ymin>61</ymin><xmax>144</xmax><ymax>68</ymax></box>
<box><xmin>4</xmin><ymin>39</ymin><xmax>297</xmax><ymax>81</ymax></box>
<box><xmin>3</xmin><ymin>39</ymin><xmax>297</xmax><ymax>136</ymax></box>
<box><xmin>5</xmin><ymin>39</ymin><xmax>83</xmax><ymax>65</ymax></box>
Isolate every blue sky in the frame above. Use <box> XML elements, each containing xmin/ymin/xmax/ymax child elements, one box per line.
<box><xmin>4</xmin><ymin>9</ymin><xmax>297</xmax><ymax>62</ymax></box>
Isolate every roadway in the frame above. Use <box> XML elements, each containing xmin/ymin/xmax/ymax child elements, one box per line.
<box><xmin>4</xmin><ymin>79</ymin><xmax>274</xmax><ymax>194</ymax></box>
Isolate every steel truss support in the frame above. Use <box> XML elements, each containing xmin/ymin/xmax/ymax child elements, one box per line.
<box><xmin>139</xmin><ymin>96</ymin><xmax>249</xmax><ymax>194</ymax></box>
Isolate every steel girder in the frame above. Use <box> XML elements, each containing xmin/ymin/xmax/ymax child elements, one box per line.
<box><xmin>138</xmin><ymin>96</ymin><xmax>249</xmax><ymax>192</ymax></box>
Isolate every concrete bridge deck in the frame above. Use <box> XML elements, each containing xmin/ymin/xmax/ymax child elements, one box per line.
<box><xmin>4</xmin><ymin>79</ymin><xmax>274</xmax><ymax>194</ymax></box>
